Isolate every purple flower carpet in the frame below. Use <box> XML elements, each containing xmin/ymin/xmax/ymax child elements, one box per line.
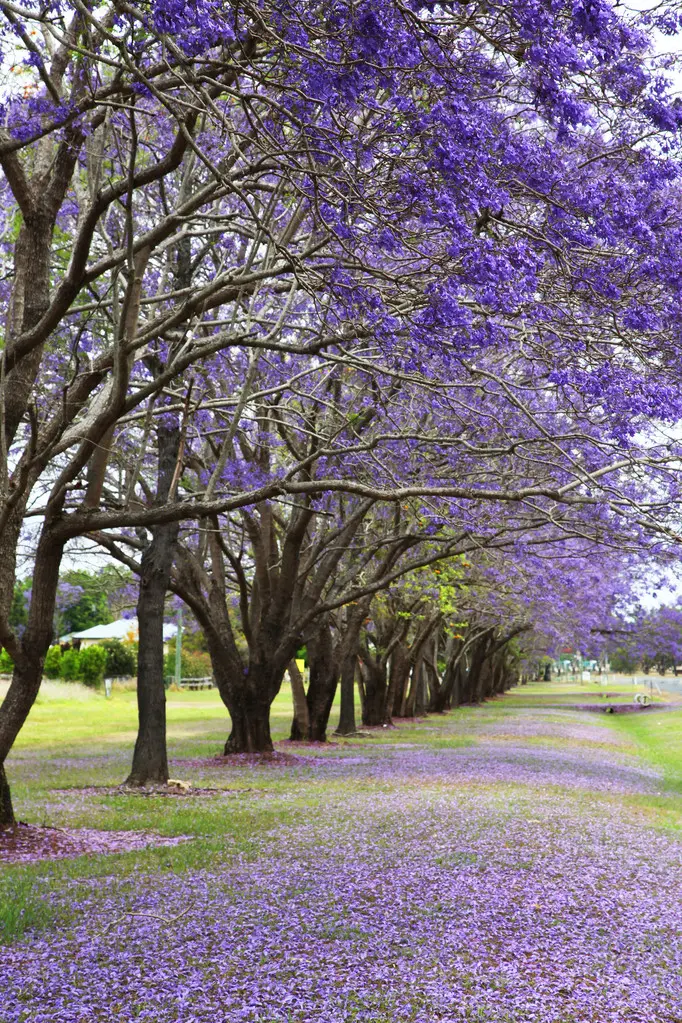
<box><xmin>2</xmin><ymin>707</ymin><xmax>680</xmax><ymax>1022</ymax></box>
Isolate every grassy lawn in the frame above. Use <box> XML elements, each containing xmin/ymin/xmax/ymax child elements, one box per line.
<box><xmin>609</xmin><ymin>705</ymin><xmax>682</xmax><ymax>792</ymax></box>
<box><xmin>9</xmin><ymin>680</ymin><xmax>257</xmax><ymax>752</ymax></box>
<box><xmin>2</xmin><ymin>680</ymin><xmax>681</xmax><ymax>1022</ymax></box>
<box><xmin>500</xmin><ymin>677</ymin><xmax>677</xmax><ymax>704</ymax></box>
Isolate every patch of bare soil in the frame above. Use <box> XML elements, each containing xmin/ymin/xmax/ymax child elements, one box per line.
<box><xmin>175</xmin><ymin>750</ymin><xmax>325</xmax><ymax>769</ymax></box>
<box><xmin>277</xmin><ymin>739</ymin><xmax>340</xmax><ymax>750</ymax></box>
<box><xmin>52</xmin><ymin>783</ymin><xmax>232</xmax><ymax>798</ymax></box>
<box><xmin>0</xmin><ymin>822</ymin><xmax>190</xmax><ymax>864</ymax></box>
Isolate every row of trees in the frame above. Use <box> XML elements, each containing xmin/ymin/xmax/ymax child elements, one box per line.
<box><xmin>1</xmin><ymin>1</ymin><xmax>682</xmax><ymax>824</ymax></box>
<box><xmin>608</xmin><ymin>605</ymin><xmax>682</xmax><ymax>675</ymax></box>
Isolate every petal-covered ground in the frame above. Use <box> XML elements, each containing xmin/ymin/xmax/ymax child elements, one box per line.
<box><xmin>2</xmin><ymin>701</ymin><xmax>681</xmax><ymax>1022</ymax></box>
<box><xmin>0</xmin><ymin>822</ymin><xmax>189</xmax><ymax>863</ymax></box>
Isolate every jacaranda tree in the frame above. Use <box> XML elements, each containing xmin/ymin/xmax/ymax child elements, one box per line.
<box><xmin>1</xmin><ymin>0</ymin><xmax>682</xmax><ymax>821</ymax></box>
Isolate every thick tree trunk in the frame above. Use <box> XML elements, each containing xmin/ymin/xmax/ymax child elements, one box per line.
<box><xmin>0</xmin><ymin>764</ymin><xmax>13</xmax><ymax>829</ymax></box>
<box><xmin>447</xmin><ymin>658</ymin><xmax>463</xmax><ymax>709</ymax></box>
<box><xmin>0</xmin><ymin>521</ymin><xmax>64</xmax><ymax>826</ymax></box>
<box><xmin>126</xmin><ymin>420</ymin><xmax>181</xmax><ymax>786</ymax></box>
<box><xmin>224</xmin><ymin>692</ymin><xmax>274</xmax><ymax>753</ymax></box>
<box><xmin>494</xmin><ymin>660</ymin><xmax>508</xmax><ymax>695</ymax></box>
<box><xmin>402</xmin><ymin>664</ymin><xmax>417</xmax><ymax>717</ymax></box>
<box><xmin>428</xmin><ymin>655</ymin><xmax>461</xmax><ymax>712</ymax></box>
<box><xmin>425</xmin><ymin>648</ymin><xmax>440</xmax><ymax>709</ymax></box>
<box><xmin>0</xmin><ymin>167</ymin><xmax>79</xmax><ymax>826</ymax></box>
<box><xmin>361</xmin><ymin>662</ymin><xmax>389</xmax><ymax>726</ymax></box>
<box><xmin>335</xmin><ymin>604</ymin><xmax>369</xmax><ymax>736</ymax></box>
<box><xmin>461</xmin><ymin>665</ymin><xmax>476</xmax><ymax>704</ymax></box>
<box><xmin>5</xmin><ymin>218</ymin><xmax>55</xmax><ymax>446</ymax></box>
<box><xmin>126</xmin><ymin>538</ymin><xmax>173</xmax><ymax>785</ymax></box>
<box><xmin>305</xmin><ymin>617</ymin><xmax>338</xmax><ymax>742</ymax></box>
<box><xmin>399</xmin><ymin>620</ymin><xmax>439</xmax><ymax>718</ymax></box>
<box><xmin>0</xmin><ymin>516</ymin><xmax>22</xmax><ymax>656</ymax></box>
<box><xmin>335</xmin><ymin>653</ymin><xmax>358</xmax><ymax>735</ymax></box>
<box><xmin>356</xmin><ymin>665</ymin><xmax>366</xmax><ymax>721</ymax></box>
<box><xmin>204</xmin><ymin>634</ymin><xmax>277</xmax><ymax>754</ymax></box>
<box><xmin>477</xmin><ymin>656</ymin><xmax>494</xmax><ymax>702</ymax></box>
<box><xmin>413</xmin><ymin>660</ymin><xmax>427</xmax><ymax>716</ymax></box>
<box><xmin>202</xmin><ymin>613</ymin><xmax>288</xmax><ymax>755</ymax></box>
<box><xmin>126</xmin><ymin>526</ymin><xmax>177</xmax><ymax>784</ymax></box>
<box><xmin>288</xmin><ymin>658</ymin><xmax>309</xmax><ymax>741</ymax></box>
<box><xmin>465</xmin><ymin>632</ymin><xmax>493</xmax><ymax>704</ymax></box>
<box><xmin>404</xmin><ymin>656</ymin><xmax>428</xmax><ymax>717</ymax></box>
<box><xmin>389</xmin><ymin>642</ymin><xmax>410</xmax><ymax>717</ymax></box>
<box><xmin>427</xmin><ymin>634</ymin><xmax>456</xmax><ymax>713</ymax></box>
<box><xmin>0</xmin><ymin>659</ymin><xmax>43</xmax><ymax>829</ymax></box>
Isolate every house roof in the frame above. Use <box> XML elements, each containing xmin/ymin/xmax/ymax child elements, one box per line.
<box><xmin>60</xmin><ymin>618</ymin><xmax>178</xmax><ymax>644</ymax></box>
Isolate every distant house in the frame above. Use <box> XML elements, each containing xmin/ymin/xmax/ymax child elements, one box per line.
<box><xmin>60</xmin><ymin>618</ymin><xmax>177</xmax><ymax>653</ymax></box>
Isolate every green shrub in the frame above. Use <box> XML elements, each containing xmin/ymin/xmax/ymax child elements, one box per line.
<box><xmin>0</xmin><ymin>647</ymin><xmax>13</xmax><ymax>674</ymax></box>
<box><xmin>59</xmin><ymin>648</ymin><xmax>81</xmax><ymax>681</ymax></box>
<box><xmin>43</xmin><ymin>646</ymin><xmax>62</xmax><ymax>679</ymax></box>
<box><xmin>78</xmin><ymin>645</ymin><xmax>107</xmax><ymax>687</ymax></box>
<box><xmin>179</xmin><ymin>628</ymin><xmax>209</xmax><ymax>654</ymax></box>
<box><xmin>100</xmin><ymin>639</ymin><xmax>136</xmax><ymax>677</ymax></box>
<box><xmin>163</xmin><ymin>647</ymin><xmax>212</xmax><ymax>680</ymax></box>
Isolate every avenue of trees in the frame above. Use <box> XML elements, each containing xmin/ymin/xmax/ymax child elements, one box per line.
<box><xmin>2</xmin><ymin>0</ymin><xmax>682</xmax><ymax>824</ymax></box>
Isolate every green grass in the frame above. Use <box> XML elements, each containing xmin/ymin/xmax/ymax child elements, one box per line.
<box><xmin>609</xmin><ymin>706</ymin><xmax>682</xmax><ymax>793</ymax></box>
<box><xmin>5</xmin><ymin>680</ymin><xmax>317</xmax><ymax>757</ymax></box>
<box><xmin>0</xmin><ymin>680</ymin><xmax>338</xmax><ymax>941</ymax></box>
<box><xmin>500</xmin><ymin>678</ymin><xmax>674</xmax><ymax>706</ymax></box>
<box><xmin>12</xmin><ymin>682</ymin><xmax>230</xmax><ymax>751</ymax></box>
<box><xmin>0</xmin><ymin>872</ymin><xmax>57</xmax><ymax>939</ymax></box>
